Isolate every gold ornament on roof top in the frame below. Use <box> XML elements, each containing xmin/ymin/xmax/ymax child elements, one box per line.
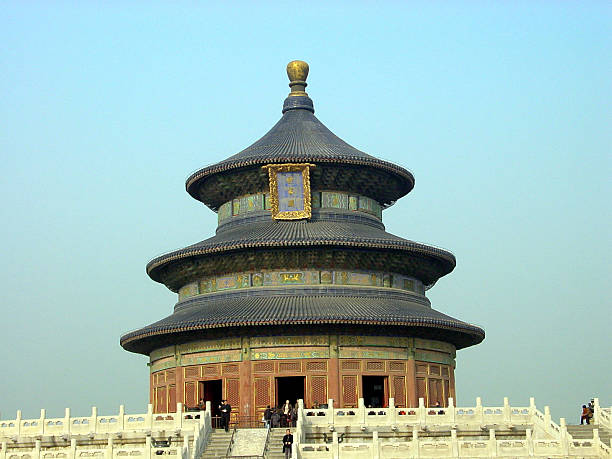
<box><xmin>287</xmin><ymin>60</ymin><xmax>309</xmax><ymax>97</ymax></box>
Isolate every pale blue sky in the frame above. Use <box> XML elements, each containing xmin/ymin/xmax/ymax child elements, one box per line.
<box><xmin>1</xmin><ymin>2</ymin><xmax>610</xmax><ymax>422</ymax></box>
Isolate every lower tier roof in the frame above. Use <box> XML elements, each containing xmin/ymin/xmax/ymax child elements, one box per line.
<box><xmin>147</xmin><ymin>218</ymin><xmax>456</xmax><ymax>289</ymax></box>
<box><xmin>120</xmin><ymin>286</ymin><xmax>484</xmax><ymax>354</ymax></box>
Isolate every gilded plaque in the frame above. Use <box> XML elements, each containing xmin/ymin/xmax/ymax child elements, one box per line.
<box><xmin>262</xmin><ymin>163</ymin><xmax>314</xmax><ymax>220</ymax></box>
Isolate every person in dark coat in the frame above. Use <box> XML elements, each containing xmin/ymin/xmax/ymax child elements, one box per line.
<box><xmin>271</xmin><ymin>409</ymin><xmax>281</xmax><ymax>428</ymax></box>
<box><xmin>219</xmin><ymin>400</ymin><xmax>231</xmax><ymax>432</ymax></box>
<box><xmin>263</xmin><ymin>405</ymin><xmax>272</xmax><ymax>428</ymax></box>
<box><xmin>282</xmin><ymin>429</ymin><xmax>293</xmax><ymax>458</ymax></box>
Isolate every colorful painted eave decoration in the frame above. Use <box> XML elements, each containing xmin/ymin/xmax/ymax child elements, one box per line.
<box><xmin>263</xmin><ymin>163</ymin><xmax>315</xmax><ymax>220</ymax></box>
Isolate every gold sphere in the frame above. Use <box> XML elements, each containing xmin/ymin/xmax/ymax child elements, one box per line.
<box><xmin>286</xmin><ymin>60</ymin><xmax>309</xmax><ymax>82</ymax></box>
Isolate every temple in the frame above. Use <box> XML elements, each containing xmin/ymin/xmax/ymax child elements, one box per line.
<box><xmin>120</xmin><ymin>61</ymin><xmax>485</xmax><ymax>419</ymax></box>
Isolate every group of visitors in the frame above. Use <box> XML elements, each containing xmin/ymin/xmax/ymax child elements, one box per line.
<box><xmin>580</xmin><ymin>399</ymin><xmax>595</xmax><ymax>425</ymax></box>
<box><xmin>263</xmin><ymin>400</ymin><xmax>298</xmax><ymax>428</ymax></box>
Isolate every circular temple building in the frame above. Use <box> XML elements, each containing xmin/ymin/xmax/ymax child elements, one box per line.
<box><xmin>120</xmin><ymin>61</ymin><xmax>485</xmax><ymax>418</ymax></box>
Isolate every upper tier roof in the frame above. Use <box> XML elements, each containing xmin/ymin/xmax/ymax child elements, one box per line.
<box><xmin>185</xmin><ymin>62</ymin><xmax>414</xmax><ymax>210</ymax></box>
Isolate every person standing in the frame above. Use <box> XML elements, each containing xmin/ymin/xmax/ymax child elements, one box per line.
<box><xmin>282</xmin><ymin>429</ymin><xmax>293</xmax><ymax>459</ymax></box>
<box><xmin>581</xmin><ymin>405</ymin><xmax>590</xmax><ymax>425</ymax></box>
<box><xmin>263</xmin><ymin>405</ymin><xmax>272</xmax><ymax>428</ymax></box>
<box><xmin>220</xmin><ymin>400</ymin><xmax>232</xmax><ymax>432</ymax></box>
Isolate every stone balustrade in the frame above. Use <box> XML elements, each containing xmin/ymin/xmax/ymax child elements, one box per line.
<box><xmin>291</xmin><ymin>397</ymin><xmax>612</xmax><ymax>458</ymax></box>
<box><xmin>0</xmin><ymin>404</ymin><xmax>205</xmax><ymax>439</ymax></box>
<box><xmin>0</xmin><ymin>403</ymin><xmax>213</xmax><ymax>459</ymax></box>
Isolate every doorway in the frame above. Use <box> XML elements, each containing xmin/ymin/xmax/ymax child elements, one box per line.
<box><xmin>275</xmin><ymin>376</ymin><xmax>305</xmax><ymax>408</ymax></box>
<box><xmin>362</xmin><ymin>376</ymin><xmax>388</xmax><ymax>408</ymax></box>
<box><xmin>200</xmin><ymin>379</ymin><xmax>223</xmax><ymax>416</ymax></box>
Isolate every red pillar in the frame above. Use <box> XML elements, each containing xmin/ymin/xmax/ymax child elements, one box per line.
<box><xmin>406</xmin><ymin>359</ymin><xmax>417</xmax><ymax>408</ymax></box>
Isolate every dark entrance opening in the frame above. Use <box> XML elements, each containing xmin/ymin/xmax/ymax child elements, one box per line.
<box><xmin>275</xmin><ymin>376</ymin><xmax>305</xmax><ymax>408</ymax></box>
<box><xmin>362</xmin><ymin>376</ymin><xmax>388</xmax><ymax>408</ymax></box>
<box><xmin>200</xmin><ymin>379</ymin><xmax>223</xmax><ymax>417</ymax></box>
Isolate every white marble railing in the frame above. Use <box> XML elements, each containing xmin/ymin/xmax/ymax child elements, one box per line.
<box><xmin>594</xmin><ymin>398</ymin><xmax>611</xmax><ymax>430</ymax></box>
<box><xmin>0</xmin><ymin>404</ymin><xmax>204</xmax><ymax>439</ymax></box>
<box><xmin>299</xmin><ymin>397</ymin><xmax>538</xmax><ymax>431</ymax></box>
<box><xmin>0</xmin><ymin>404</ymin><xmax>212</xmax><ymax>459</ymax></box>
<box><xmin>293</xmin><ymin>397</ymin><xmax>612</xmax><ymax>458</ymax></box>
<box><xmin>0</xmin><ymin>435</ymin><xmax>189</xmax><ymax>459</ymax></box>
<box><xmin>182</xmin><ymin>402</ymin><xmax>211</xmax><ymax>459</ymax></box>
<box><xmin>297</xmin><ymin>429</ymin><xmax>609</xmax><ymax>458</ymax></box>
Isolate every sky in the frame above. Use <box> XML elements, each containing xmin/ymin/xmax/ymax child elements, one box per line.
<box><xmin>0</xmin><ymin>2</ymin><xmax>610</xmax><ymax>423</ymax></box>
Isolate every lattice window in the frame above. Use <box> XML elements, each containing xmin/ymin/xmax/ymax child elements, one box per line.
<box><xmin>226</xmin><ymin>379</ymin><xmax>240</xmax><ymax>416</ymax></box>
<box><xmin>392</xmin><ymin>376</ymin><xmax>406</xmax><ymax>407</ymax></box>
<box><xmin>156</xmin><ymin>386</ymin><xmax>167</xmax><ymax>413</ymax></box>
<box><xmin>341</xmin><ymin>360</ymin><xmax>360</xmax><ymax>371</ymax></box>
<box><xmin>279</xmin><ymin>361</ymin><xmax>301</xmax><ymax>373</ymax></box>
<box><xmin>388</xmin><ymin>361</ymin><xmax>405</xmax><ymax>372</ymax></box>
<box><xmin>203</xmin><ymin>365</ymin><xmax>219</xmax><ymax>376</ymax></box>
<box><xmin>416</xmin><ymin>364</ymin><xmax>428</xmax><ymax>375</ymax></box>
<box><xmin>184</xmin><ymin>366</ymin><xmax>200</xmax><ymax>379</ymax></box>
<box><xmin>441</xmin><ymin>366</ymin><xmax>449</xmax><ymax>378</ymax></box>
<box><xmin>254</xmin><ymin>377</ymin><xmax>270</xmax><ymax>408</ymax></box>
<box><xmin>184</xmin><ymin>381</ymin><xmax>197</xmax><ymax>409</ymax></box>
<box><xmin>168</xmin><ymin>385</ymin><xmax>176</xmax><ymax>412</ymax></box>
<box><xmin>428</xmin><ymin>379</ymin><xmax>442</xmax><ymax>407</ymax></box>
<box><xmin>342</xmin><ymin>375</ymin><xmax>358</xmax><ymax>406</ymax></box>
<box><xmin>310</xmin><ymin>376</ymin><xmax>327</xmax><ymax>406</ymax></box>
<box><xmin>366</xmin><ymin>361</ymin><xmax>384</xmax><ymax>371</ymax></box>
<box><xmin>444</xmin><ymin>380</ymin><xmax>451</xmax><ymax>404</ymax></box>
<box><xmin>222</xmin><ymin>364</ymin><xmax>239</xmax><ymax>375</ymax></box>
<box><xmin>416</xmin><ymin>377</ymin><xmax>426</xmax><ymax>402</ymax></box>
<box><xmin>156</xmin><ymin>372</ymin><xmax>165</xmax><ymax>385</ymax></box>
<box><xmin>429</xmin><ymin>365</ymin><xmax>441</xmax><ymax>376</ymax></box>
<box><xmin>165</xmin><ymin>369</ymin><xmax>175</xmax><ymax>382</ymax></box>
<box><xmin>254</xmin><ymin>362</ymin><xmax>274</xmax><ymax>373</ymax></box>
<box><xmin>306</xmin><ymin>361</ymin><xmax>327</xmax><ymax>372</ymax></box>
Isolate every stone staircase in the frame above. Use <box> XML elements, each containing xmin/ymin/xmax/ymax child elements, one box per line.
<box><xmin>200</xmin><ymin>429</ymin><xmax>233</xmax><ymax>458</ymax></box>
<box><xmin>567</xmin><ymin>423</ymin><xmax>612</xmax><ymax>446</ymax></box>
<box><xmin>265</xmin><ymin>428</ymin><xmax>293</xmax><ymax>459</ymax></box>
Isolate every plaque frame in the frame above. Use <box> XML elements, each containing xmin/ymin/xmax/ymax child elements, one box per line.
<box><xmin>262</xmin><ymin>163</ymin><xmax>315</xmax><ymax>220</ymax></box>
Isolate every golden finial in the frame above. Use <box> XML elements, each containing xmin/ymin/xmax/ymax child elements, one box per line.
<box><xmin>286</xmin><ymin>60</ymin><xmax>309</xmax><ymax>97</ymax></box>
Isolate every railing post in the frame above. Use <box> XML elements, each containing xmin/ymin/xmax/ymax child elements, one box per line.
<box><xmin>16</xmin><ymin>410</ymin><xmax>22</xmax><ymax>437</ymax></box>
<box><xmin>144</xmin><ymin>435</ymin><xmax>151</xmax><ymax>459</ymax></box>
<box><xmin>544</xmin><ymin>406</ymin><xmax>551</xmax><ymax>430</ymax></box>
<box><xmin>332</xmin><ymin>431</ymin><xmax>339</xmax><ymax>458</ymax></box>
<box><xmin>448</xmin><ymin>397</ymin><xmax>455</xmax><ymax>425</ymax></box>
<box><xmin>183</xmin><ymin>433</ymin><xmax>190</xmax><ymax>459</ymax></box>
<box><xmin>451</xmin><ymin>429</ymin><xmax>459</xmax><ymax>457</ymax></box>
<box><xmin>413</xmin><ymin>426</ymin><xmax>420</xmax><ymax>458</ymax></box>
<box><xmin>560</xmin><ymin>418</ymin><xmax>570</xmax><ymax>454</ymax></box>
<box><xmin>594</xmin><ymin>398</ymin><xmax>601</xmax><ymax>425</ymax></box>
<box><xmin>503</xmin><ymin>397</ymin><xmax>510</xmax><ymax>423</ymax></box>
<box><xmin>176</xmin><ymin>403</ymin><xmax>183</xmax><ymax>430</ymax></box>
<box><xmin>475</xmin><ymin>397</ymin><xmax>483</xmax><ymax>425</ymax></box>
<box><xmin>1</xmin><ymin>441</ymin><xmax>7</xmax><ymax>459</ymax></box>
<box><xmin>91</xmin><ymin>406</ymin><xmax>98</xmax><ymax>434</ymax></box>
<box><xmin>146</xmin><ymin>404</ymin><xmax>153</xmax><ymax>431</ymax></box>
<box><xmin>119</xmin><ymin>405</ymin><xmax>125</xmax><ymax>431</ymax></box>
<box><xmin>106</xmin><ymin>436</ymin><xmax>113</xmax><ymax>459</ymax></box>
<box><xmin>488</xmin><ymin>429</ymin><xmax>496</xmax><ymax>457</ymax></box>
<box><xmin>389</xmin><ymin>397</ymin><xmax>396</xmax><ymax>426</ymax></box>
<box><xmin>69</xmin><ymin>438</ymin><xmax>77</xmax><ymax>459</ymax></box>
<box><xmin>40</xmin><ymin>409</ymin><xmax>46</xmax><ymax>436</ymax></box>
<box><xmin>372</xmin><ymin>430</ymin><xmax>380</xmax><ymax>459</ymax></box>
<box><xmin>526</xmin><ymin>428</ymin><xmax>534</xmax><ymax>456</ymax></box>
<box><xmin>64</xmin><ymin>407</ymin><xmax>71</xmax><ymax>435</ymax></box>
<box><xmin>205</xmin><ymin>401</ymin><xmax>212</xmax><ymax>430</ymax></box>
<box><xmin>418</xmin><ymin>397</ymin><xmax>425</xmax><ymax>426</ymax></box>
<box><xmin>35</xmin><ymin>439</ymin><xmax>41</xmax><ymax>459</ymax></box>
<box><xmin>328</xmin><ymin>398</ymin><xmax>334</xmax><ymax>426</ymax></box>
<box><xmin>358</xmin><ymin>398</ymin><xmax>365</xmax><ymax>426</ymax></box>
